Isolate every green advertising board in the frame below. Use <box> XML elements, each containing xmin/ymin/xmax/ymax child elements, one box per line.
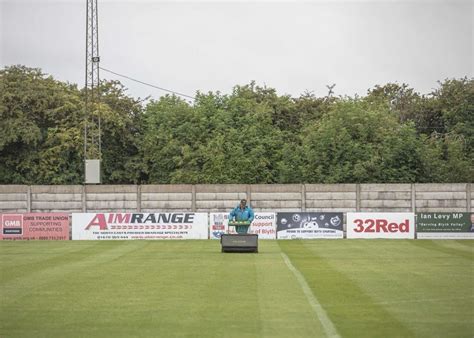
<box><xmin>416</xmin><ymin>212</ymin><xmax>474</xmax><ymax>239</ymax></box>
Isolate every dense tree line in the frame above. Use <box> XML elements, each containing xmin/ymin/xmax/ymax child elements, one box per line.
<box><xmin>0</xmin><ymin>65</ymin><xmax>472</xmax><ymax>184</ymax></box>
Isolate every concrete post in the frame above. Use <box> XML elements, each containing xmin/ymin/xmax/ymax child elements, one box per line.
<box><xmin>301</xmin><ymin>184</ymin><xmax>306</xmax><ymax>212</ymax></box>
<box><xmin>27</xmin><ymin>185</ymin><xmax>31</xmax><ymax>213</ymax></box>
<box><xmin>137</xmin><ymin>185</ymin><xmax>141</xmax><ymax>212</ymax></box>
<box><xmin>467</xmin><ymin>183</ymin><xmax>471</xmax><ymax>212</ymax></box>
<box><xmin>356</xmin><ymin>184</ymin><xmax>361</xmax><ymax>212</ymax></box>
<box><xmin>82</xmin><ymin>185</ymin><xmax>87</xmax><ymax>212</ymax></box>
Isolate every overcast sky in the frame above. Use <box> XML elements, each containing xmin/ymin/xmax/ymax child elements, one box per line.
<box><xmin>1</xmin><ymin>0</ymin><xmax>473</xmax><ymax>100</ymax></box>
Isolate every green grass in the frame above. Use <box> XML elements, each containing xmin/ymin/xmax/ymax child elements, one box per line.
<box><xmin>0</xmin><ymin>240</ymin><xmax>472</xmax><ymax>338</ymax></box>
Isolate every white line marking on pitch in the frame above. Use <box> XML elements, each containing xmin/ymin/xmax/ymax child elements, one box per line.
<box><xmin>281</xmin><ymin>252</ymin><xmax>341</xmax><ymax>338</ymax></box>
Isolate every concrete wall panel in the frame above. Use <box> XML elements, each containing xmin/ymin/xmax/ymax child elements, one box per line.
<box><xmin>305</xmin><ymin>184</ymin><xmax>356</xmax><ymax>192</ymax></box>
<box><xmin>251</xmin><ymin>192</ymin><xmax>301</xmax><ymax>201</ymax></box>
<box><xmin>142</xmin><ymin>193</ymin><xmax>192</xmax><ymax>201</ymax></box>
<box><xmin>306</xmin><ymin>200</ymin><xmax>356</xmax><ymax>208</ymax></box>
<box><xmin>306</xmin><ymin>192</ymin><xmax>356</xmax><ymax>200</ymax></box>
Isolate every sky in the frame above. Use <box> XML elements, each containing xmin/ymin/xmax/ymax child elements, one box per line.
<box><xmin>1</xmin><ymin>0</ymin><xmax>473</xmax><ymax>100</ymax></box>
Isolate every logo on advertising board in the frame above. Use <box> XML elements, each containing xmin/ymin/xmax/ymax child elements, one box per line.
<box><xmin>72</xmin><ymin>213</ymin><xmax>208</xmax><ymax>240</ymax></box>
<box><xmin>83</xmin><ymin>213</ymin><xmax>196</xmax><ymax>230</ymax></box>
<box><xmin>0</xmin><ymin>213</ymin><xmax>69</xmax><ymax>240</ymax></box>
<box><xmin>347</xmin><ymin>213</ymin><xmax>415</xmax><ymax>239</ymax></box>
<box><xmin>210</xmin><ymin>213</ymin><xmax>227</xmax><ymax>239</ymax></box>
<box><xmin>276</xmin><ymin>212</ymin><xmax>343</xmax><ymax>239</ymax></box>
<box><xmin>416</xmin><ymin>212</ymin><xmax>474</xmax><ymax>239</ymax></box>
<box><xmin>2</xmin><ymin>214</ymin><xmax>23</xmax><ymax>236</ymax></box>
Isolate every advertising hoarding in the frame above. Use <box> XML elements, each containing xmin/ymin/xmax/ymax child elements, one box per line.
<box><xmin>209</xmin><ymin>212</ymin><xmax>276</xmax><ymax>239</ymax></box>
<box><xmin>276</xmin><ymin>212</ymin><xmax>343</xmax><ymax>239</ymax></box>
<box><xmin>0</xmin><ymin>213</ymin><xmax>69</xmax><ymax>240</ymax></box>
<box><xmin>416</xmin><ymin>212</ymin><xmax>474</xmax><ymax>239</ymax></box>
<box><xmin>347</xmin><ymin>213</ymin><xmax>415</xmax><ymax>239</ymax></box>
<box><xmin>72</xmin><ymin>213</ymin><xmax>208</xmax><ymax>240</ymax></box>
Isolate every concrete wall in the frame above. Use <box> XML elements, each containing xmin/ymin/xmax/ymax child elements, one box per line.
<box><xmin>141</xmin><ymin>185</ymin><xmax>193</xmax><ymax>212</ymax></box>
<box><xmin>0</xmin><ymin>184</ymin><xmax>471</xmax><ymax>213</ymax></box>
<box><xmin>85</xmin><ymin>185</ymin><xmax>138</xmax><ymax>213</ymax></box>
<box><xmin>360</xmin><ymin>184</ymin><xmax>412</xmax><ymax>212</ymax></box>
<box><xmin>0</xmin><ymin>185</ymin><xmax>29</xmax><ymax>213</ymax></box>
<box><xmin>414</xmin><ymin>183</ymin><xmax>469</xmax><ymax>212</ymax></box>
<box><xmin>306</xmin><ymin>184</ymin><xmax>357</xmax><ymax>212</ymax></box>
<box><xmin>32</xmin><ymin>185</ymin><xmax>83</xmax><ymax>213</ymax></box>
<box><xmin>196</xmin><ymin>184</ymin><xmax>247</xmax><ymax>212</ymax></box>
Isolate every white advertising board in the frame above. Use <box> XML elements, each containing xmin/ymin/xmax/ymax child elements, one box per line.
<box><xmin>209</xmin><ymin>212</ymin><xmax>276</xmax><ymax>239</ymax></box>
<box><xmin>347</xmin><ymin>213</ymin><xmax>415</xmax><ymax>239</ymax></box>
<box><xmin>72</xmin><ymin>213</ymin><xmax>208</xmax><ymax>240</ymax></box>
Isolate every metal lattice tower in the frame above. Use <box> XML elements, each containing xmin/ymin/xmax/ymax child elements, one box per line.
<box><xmin>84</xmin><ymin>0</ymin><xmax>101</xmax><ymax>183</ymax></box>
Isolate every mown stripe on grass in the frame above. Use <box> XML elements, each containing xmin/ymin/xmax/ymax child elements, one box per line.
<box><xmin>0</xmin><ymin>241</ymin><xmax>148</xmax><ymax>304</ymax></box>
<box><xmin>281</xmin><ymin>252</ymin><xmax>340</xmax><ymax>338</ymax></box>
<box><xmin>454</xmin><ymin>240</ymin><xmax>474</xmax><ymax>250</ymax></box>
<box><xmin>183</xmin><ymin>241</ymin><xmax>263</xmax><ymax>338</ymax></box>
<box><xmin>254</xmin><ymin>241</ymin><xmax>326</xmax><ymax>337</ymax></box>
<box><xmin>279</xmin><ymin>240</ymin><xmax>416</xmax><ymax>338</ymax></box>
<box><xmin>297</xmin><ymin>240</ymin><xmax>473</xmax><ymax>337</ymax></box>
<box><xmin>83</xmin><ymin>240</ymin><xmax>263</xmax><ymax>338</ymax></box>
<box><xmin>0</xmin><ymin>241</ymin><xmax>112</xmax><ymax>284</ymax></box>
<box><xmin>408</xmin><ymin>240</ymin><xmax>473</xmax><ymax>260</ymax></box>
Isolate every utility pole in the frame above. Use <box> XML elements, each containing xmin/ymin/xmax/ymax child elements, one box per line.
<box><xmin>84</xmin><ymin>0</ymin><xmax>101</xmax><ymax>184</ymax></box>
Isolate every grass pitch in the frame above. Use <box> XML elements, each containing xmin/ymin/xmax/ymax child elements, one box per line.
<box><xmin>0</xmin><ymin>240</ymin><xmax>473</xmax><ymax>338</ymax></box>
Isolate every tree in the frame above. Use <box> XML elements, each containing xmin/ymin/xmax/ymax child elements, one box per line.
<box><xmin>434</xmin><ymin>78</ymin><xmax>474</xmax><ymax>158</ymax></box>
<box><xmin>301</xmin><ymin>99</ymin><xmax>425</xmax><ymax>183</ymax></box>
<box><xmin>141</xmin><ymin>87</ymin><xmax>287</xmax><ymax>184</ymax></box>
<box><xmin>0</xmin><ymin>65</ymin><xmax>84</xmax><ymax>184</ymax></box>
<box><xmin>140</xmin><ymin>95</ymin><xmax>196</xmax><ymax>183</ymax></box>
<box><xmin>1</xmin><ymin>65</ymin><xmax>471</xmax><ymax>184</ymax></box>
<box><xmin>0</xmin><ymin>66</ymin><xmax>145</xmax><ymax>184</ymax></box>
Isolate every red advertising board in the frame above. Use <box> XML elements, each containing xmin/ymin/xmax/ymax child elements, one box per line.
<box><xmin>0</xmin><ymin>213</ymin><xmax>69</xmax><ymax>240</ymax></box>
